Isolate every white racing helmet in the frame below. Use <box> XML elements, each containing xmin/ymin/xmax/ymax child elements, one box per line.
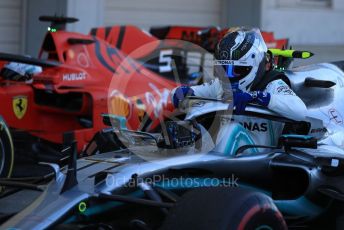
<box><xmin>214</xmin><ymin>27</ymin><xmax>268</xmax><ymax>91</ymax></box>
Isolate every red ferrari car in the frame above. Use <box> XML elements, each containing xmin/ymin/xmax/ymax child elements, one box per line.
<box><xmin>149</xmin><ymin>25</ymin><xmax>288</xmax><ymax>50</ymax></box>
<box><xmin>0</xmin><ymin>16</ymin><xmax>179</xmax><ymax>155</ymax></box>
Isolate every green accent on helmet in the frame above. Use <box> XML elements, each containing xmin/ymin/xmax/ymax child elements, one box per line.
<box><xmin>232</xmin><ymin>50</ymin><xmax>241</xmax><ymax>60</ymax></box>
<box><xmin>301</xmin><ymin>52</ymin><xmax>312</xmax><ymax>59</ymax></box>
<box><xmin>269</xmin><ymin>48</ymin><xmax>313</xmax><ymax>59</ymax></box>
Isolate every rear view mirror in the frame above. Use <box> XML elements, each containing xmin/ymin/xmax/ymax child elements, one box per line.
<box><xmin>119</xmin><ymin>130</ymin><xmax>158</xmax><ymax>147</ymax></box>
<box><xmin>101</xmin><ymin>114</ymin><xmax>158</xmax><ymax>148</ymax></box>
<box><xmin>304</xmin><ymin>78</ymin><xmax>336</xmax><ymax>88</ymax></box>
<box><xmin>102</xmin><ymin>114</ymin><xmax>127</xmax><ymax>129</ymax></box>
<box><xmin>279</xmin><ymin>134</ymin><xmax>317</xmax><ymax>150</ymax></box>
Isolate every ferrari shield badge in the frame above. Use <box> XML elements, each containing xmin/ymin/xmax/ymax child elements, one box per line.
<box><xmin>12</xmin><ymin>96</ymin><xmax>28</xmax><ymax>119</ymax></box>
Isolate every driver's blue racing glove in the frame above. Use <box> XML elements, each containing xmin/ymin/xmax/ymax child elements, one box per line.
<box><xmin>172</xmin><ymin>86</ymin><xmax>195</xmax><ymax>108</ymax></box>
<box><xmin>233</xmin><ymin>91</ymin><xmax>271</xmax><ymax>114</ymax></box>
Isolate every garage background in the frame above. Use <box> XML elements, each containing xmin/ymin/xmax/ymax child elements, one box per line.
<box><xmin>0</xmin><ymin>0</ymin><xmax>25</xmax><ymax>53</ymax></box>
<box><xmin>104</xmin><ymin>0</ymin><xmax>223</xmax><ymax>29</ymax></box>
<box><xmin>2</xmin><ymin>0</ymin><xmax>344</xmax><ymax>64</ymax></box>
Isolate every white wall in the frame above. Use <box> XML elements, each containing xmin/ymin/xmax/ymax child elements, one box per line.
<box><xmin>25</xmin><ymin>0</ymin><xmax>67</xmax><ymax>56</ymax></box>
<box><xmin>261</xmin><ymin>0</ymin><xmax>344</xmax><ymax>45</ymax></box>
<box><xmin>66</xmin><ymin>0</ymin><xmax>104</xmax><ymax>34</ymax></box>
<box><xmin>226</xmin><ymin>0</ymin><xmax>261</xmax><ymax>28</ymax></box>
<box><xmin>103</xmin><ymin>0</ymin><xmax>222</xmax><ymax>30</ymax></box>
<box><xmin>0</xmin><ymin>0</ymin><xmax>24</xmax><ymax>53</ymax></box>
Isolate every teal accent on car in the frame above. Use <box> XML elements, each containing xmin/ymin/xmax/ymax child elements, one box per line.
<box><xmin>224</xmin><ymin>125</ymin><xmax>258</xmax><ymax>156</ymax></box>
<box><xmin>102</xmin><ymin>114</ymin><xmax>127</xmax><ymax>129</ymax></box>
<box><xmin>256</xmin><ymin>225</ymin><xmax>273</xmax><ymax>230</ymax></box>
<box><xmin>268</xmin><ymin>120</ymin><xmax>275</xmax><ymax>145</ymax></box>
<box><xmin>281</xmin><ymin>134</ymin><xmax>313</xmax><ymax>140</ymax></box>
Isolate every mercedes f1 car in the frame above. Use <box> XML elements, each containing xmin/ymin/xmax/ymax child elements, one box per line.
<box><xmin>1</xmin><ymin>97</ymin><xmax>344</xmax><ymax>229</ymax></box>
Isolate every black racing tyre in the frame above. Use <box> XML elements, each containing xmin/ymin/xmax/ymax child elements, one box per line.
<box><xmin>160</xmin><ymin>186</ymin><xmax>287</xmax><ymax>230</ymax></box>
<box><xmin>0</xmin><ymin>117</ymin><xmax>14</xmax><ymax>179</ymax></box>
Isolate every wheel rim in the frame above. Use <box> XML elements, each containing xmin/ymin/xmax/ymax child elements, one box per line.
<box><xmin>255</xmin><ymin>225</ymin><xmax>273</xmax><ymax>230</ymax></box>
<box><xmin>0</xmin><ymin>138</ymin><xmax>5</xmax><ymax>176</ymax></box>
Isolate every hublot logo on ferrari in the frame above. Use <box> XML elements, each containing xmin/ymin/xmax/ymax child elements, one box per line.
<box><xmin>240</xmin><ymin>122</ymin><xmax>268</xmax><ymax>132</ymax></box>
<box><xmin>63</xmin><ymin>72</ymin><xmax>87</xmax><ymax>81</ymax></box>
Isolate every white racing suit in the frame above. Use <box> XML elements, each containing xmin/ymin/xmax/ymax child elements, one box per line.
<box><xmin>1</xmin><ymin>62</ymin><xmax>42</xmax><ymax>83</ymax></box>
<box><xmin>174</xmin><ymin>78</ymin><xmax>308</xmax><ymax>155</ymax></box>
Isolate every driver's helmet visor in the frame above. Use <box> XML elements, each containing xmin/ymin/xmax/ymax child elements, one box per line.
<box><xmin>214</xmin><ymin>59</ymin><xmax>253</xmax><ymax>81</ymax></box>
